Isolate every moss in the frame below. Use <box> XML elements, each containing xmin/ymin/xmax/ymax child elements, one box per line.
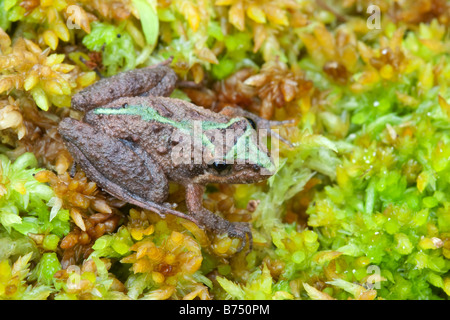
<box><xmin>1</xmin><ymin>0</ymin><xmax>450</xmax><ymax>300</ymax></box>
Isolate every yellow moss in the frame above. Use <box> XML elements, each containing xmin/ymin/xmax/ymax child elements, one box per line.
<box><xmin>0</xmin><ymin>32</ymin><xmax>96</xmax><ymax>110</ymax></box>
<box><xmin>0</xmin><ymin>96</ymin><xmax>27</xmax><ymax>140</ymax></box>
<box><xmin>121</xmin><ymin>230</ymin><xmax>203</xmax><ymax>279</ymax></box>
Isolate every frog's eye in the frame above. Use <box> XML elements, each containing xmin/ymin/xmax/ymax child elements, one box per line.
<box><xmin>208</xmin><ymin>161</ymin><xmax>233</xmax><ymax>176</ymax></box>
<box><xmin>245</xmin><ymin>117</ymin><xmax>257</xmax><ymax>130</ymax></box>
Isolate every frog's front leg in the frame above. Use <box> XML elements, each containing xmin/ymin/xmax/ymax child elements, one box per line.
<box><xmin>58</xmin><ymin>118</ymin><xmax>201</xmax><ymax>224</ymax></box>
<box><xmin>185</xmin><ymin>183</ymin><xmax>252</xmax><ymax>253</ymax></box>
<box><xmin>72</xmin><ymin>62</ymin><xmax>177</xmax><ymax>112</ymax></box>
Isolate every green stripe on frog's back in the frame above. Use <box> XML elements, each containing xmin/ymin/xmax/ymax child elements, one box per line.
<box><xmin>93</xmin><ymin>104</ymin><xmax>274</xmax><ymax>170</ymax></box>
<box><xmin>94</xmin><ymin>104</ymin><xmax>239</xmax><ymax>131</ymax></box>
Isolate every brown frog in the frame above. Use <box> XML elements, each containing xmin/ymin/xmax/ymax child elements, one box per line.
<box><xmin>58</xmin><ymin>61</ymin><xmax>291</xmax><ymax>252</ymax></box>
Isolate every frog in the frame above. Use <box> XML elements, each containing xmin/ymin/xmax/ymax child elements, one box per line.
<box><xmin>58</xmin><ymin>60</ymin><xmax>292</xmax><ymax>252</ymax></box>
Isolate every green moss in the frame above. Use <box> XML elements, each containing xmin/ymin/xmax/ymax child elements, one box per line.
<box><xmin>0</xmin><ymin>153</ymin><xmax>68</xmax><ymax>238</ymax></box>
<box><xmin>35</xmin><ymin>252</ymin><xmax>61</xmax><ymax>286</ymax></box>
<box><xmin>82</xmin><ymin>22</ymin><xmax>137</xmax><ymax>76</ymax></box>
<box><xmin>2</xmin><ymin>0</ymin><xmax>450</xmax><ymax>301</ymax></box>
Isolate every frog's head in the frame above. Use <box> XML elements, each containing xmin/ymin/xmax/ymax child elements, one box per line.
<box><xmin>191</xmin><ymin>117</ymin><xmax>277</xmax><ymax>185</ymax></box>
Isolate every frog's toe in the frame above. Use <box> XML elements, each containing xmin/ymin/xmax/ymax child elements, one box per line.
<box><xmin>227</xmin><ymin>222</ymin><xmax>253</xmax><ymax>254</ymax></box>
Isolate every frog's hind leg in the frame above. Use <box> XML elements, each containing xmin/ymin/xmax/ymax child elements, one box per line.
<box><xmin>58</xmin><ymin>117</ymin><xmax>200</xmax><ymax>224</ymax></box>
<box><xmin>185</xmin><ymin>183</ymin><xmax>253</xmax><ymax>253</ymax></box>
<box><xmin>71</xmin><ymin>63</ymin><xmax>178</xmax><ymax>112</ymax></box>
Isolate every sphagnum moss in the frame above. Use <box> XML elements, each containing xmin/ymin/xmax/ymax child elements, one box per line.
<box><xmin>0</xmin><ymin>0</ymin><xmax>450</xmax><ymax>300</ymax></box>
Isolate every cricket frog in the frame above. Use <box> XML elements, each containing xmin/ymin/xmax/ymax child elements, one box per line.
<box><xmin>58</xmin><ymin>61</ymin><xmax>291</xmax><ymax>252</ymax></box>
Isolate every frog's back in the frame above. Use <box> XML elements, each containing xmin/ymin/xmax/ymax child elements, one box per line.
<box><xmin>82</xmin><ymin>96</ymin><xmax>244</xmax><ymax>178</ymax></box>
<box><xmin>71</xmin><ymin>65</ymin><xmax>178</xmax><ymax>112</ymax></box>
<box><xmin>86</xmin><ymin>95</ymin><xmax>231</xmax><ymax>126</ymax></box>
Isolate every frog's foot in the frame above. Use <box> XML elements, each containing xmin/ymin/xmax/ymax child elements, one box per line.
<box><xmin>191</xmin><ymin>209</ymin><xmax>253</xmax><ymax>253</ymax></box>
<box><xmin>69</xmin><ymin>161</ymin><xmax>77</xmax><ymax>178</ymax></box>
<box><xmin>184</xmin><ymin>183</ymin><xmax>254</xmax><ymax>253</ymax></box>
<box><xmin>201</xmin><ymin>215</ymin><xmax>252</xmax><ymax>254</ymax></box>
<box><xmin>219</xmin><ymin>106</ymin><xmax>295</xmax><ymax>147</ymax></box>
<box><xmin>224</xmin><ymin>221</ymin><xmax>253</xmax><ymax>253</ymax></box>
